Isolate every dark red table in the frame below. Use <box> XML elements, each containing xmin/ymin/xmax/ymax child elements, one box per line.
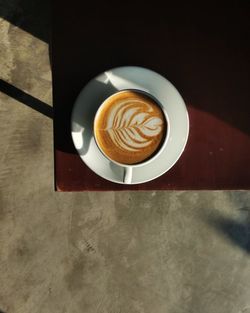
<box><xmin>52</xmin><ymin>1</ymin><xmax>250</xmax><ymax>191</ymax></box>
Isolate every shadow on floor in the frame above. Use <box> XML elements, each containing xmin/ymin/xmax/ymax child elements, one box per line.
<box><xmin>208</xmin><ymin>207</ymin><xmax>250</xmax><ymax>254</ymax></box>
<box><xmin>0</xmin><ymin>0</ymin><xmax>50</xmax><ymax>43</ymax></box>
<box><xmin>0</xmin><ymin>0</ymin><xmax>52</xmax><ymax>118</ymax></box>
<box><xmin>0</xmin><ymin>79</ymin><xmax>53</xmax><ymax>119</ymax></box>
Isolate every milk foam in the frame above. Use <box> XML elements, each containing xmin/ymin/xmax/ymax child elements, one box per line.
<box><xmin>105</xmin><ymin>98</ymin><xmax>163</xmax><ymax>152</ymax></box>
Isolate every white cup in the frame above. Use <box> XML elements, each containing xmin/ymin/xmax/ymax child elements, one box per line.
<box><xmin>93</xmin><ymin>89</ymin><xmax>169</xmax><ymax>184</ymax></box>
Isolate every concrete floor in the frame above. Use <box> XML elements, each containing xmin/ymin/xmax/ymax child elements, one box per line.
<box><xmin>0</xmin><ymin>2</ymin><xmax>250</xmax><ymax>313</ymax></box>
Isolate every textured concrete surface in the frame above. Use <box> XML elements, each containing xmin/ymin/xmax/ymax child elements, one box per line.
<box><xmin>0</xmin><ymin>2</ymin><xmax>250</xmax><ymax>313</ymax></box>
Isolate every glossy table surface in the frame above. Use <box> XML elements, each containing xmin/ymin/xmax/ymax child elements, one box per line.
<box><xmin>53</xmin><ymin>1</ymin><xmax>250</xmax><ymax>190</ymax></box>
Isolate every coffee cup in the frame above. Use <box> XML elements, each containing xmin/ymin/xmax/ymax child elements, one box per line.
<box><xmin>93</xmin><ymin>89</ymin><xmax>169</xmax><ymax>184</ymax></box>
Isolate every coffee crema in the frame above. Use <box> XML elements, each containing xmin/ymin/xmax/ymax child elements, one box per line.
<box><xmin>94</xmin><ymin>90</ymin><xmax>167</xmax><ymax>165</ymax></box>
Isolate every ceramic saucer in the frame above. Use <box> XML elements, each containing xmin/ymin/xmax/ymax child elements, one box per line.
<box><xmin>71</xmin><ymin>66</ymin><xmax>189</xmax><ymax>184</ymax></box>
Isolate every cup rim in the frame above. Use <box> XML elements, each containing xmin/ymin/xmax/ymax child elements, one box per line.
<box><xmin>93</xmin><ymin>88</ymin><xmax>170</xmax><ymax>168</ymax></box>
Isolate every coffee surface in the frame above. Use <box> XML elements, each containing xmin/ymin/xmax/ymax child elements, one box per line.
<box><xmin>94</xmin><ymin>90</ymin><xmax>166</xmax><ymax>164</ymax></box>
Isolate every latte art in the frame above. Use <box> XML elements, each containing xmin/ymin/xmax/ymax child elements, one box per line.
<box><xmin>94</xmin><ymin>91</ymin><xmax>167</xmax><ymax>165</ymax></box>
<box><xmin>106</xmin><ymin>100</ymin><xmax>163</xmax><ymax>152</ymax></box>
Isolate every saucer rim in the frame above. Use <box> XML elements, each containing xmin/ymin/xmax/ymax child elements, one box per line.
<box><xmin>71</xmin><ymin>66</ymin><xmax>189</xmax><ymax>185</ymax></box>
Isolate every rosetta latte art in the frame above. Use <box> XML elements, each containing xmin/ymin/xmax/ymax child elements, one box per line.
<box><xmin>105</xmin><ymin>99</ymin><xmax>163</xmax><ymax>152</ymax></box>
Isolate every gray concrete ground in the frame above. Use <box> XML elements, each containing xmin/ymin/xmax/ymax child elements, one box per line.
<box><xmin>0</xmin><ymin>2</ymin><xmax>250</xmax><ymax>313</ymax></box>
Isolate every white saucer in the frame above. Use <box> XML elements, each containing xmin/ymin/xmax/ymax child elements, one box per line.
<box><xmin>71</xmin><ymin>66</ymin><xmax>189</xmax><ymax>184</ymax></box>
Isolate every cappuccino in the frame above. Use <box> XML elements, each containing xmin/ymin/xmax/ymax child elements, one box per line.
<box><xmin>94</xmin><ymin>90</ymin><xmax>167</xmax><ymax>165</ymax></box>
